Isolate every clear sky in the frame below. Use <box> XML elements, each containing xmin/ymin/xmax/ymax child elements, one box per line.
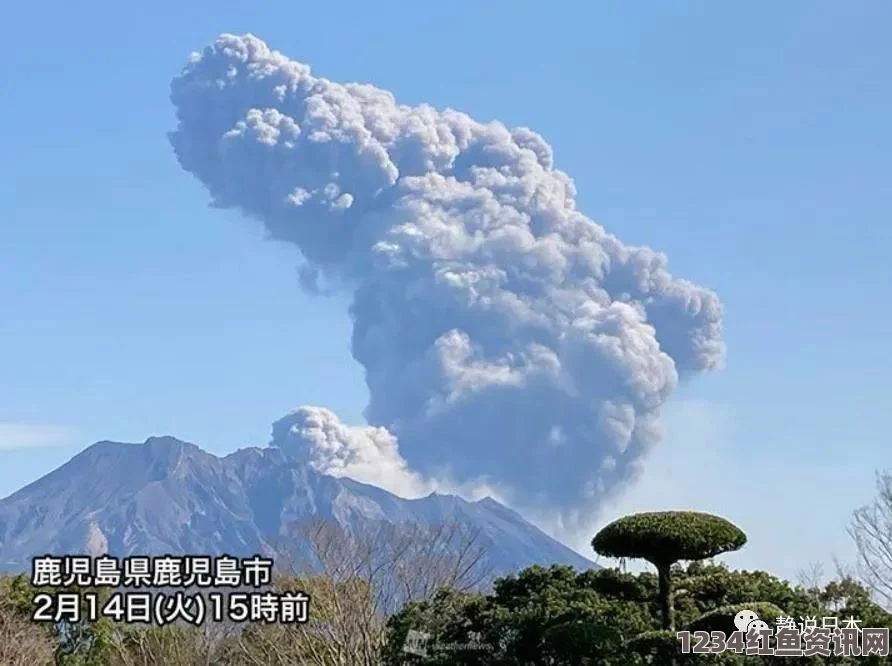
<box><xmin>2</xmin><ymin>1</ymin><xmax>890</xmax><ymax>581</ymax></box>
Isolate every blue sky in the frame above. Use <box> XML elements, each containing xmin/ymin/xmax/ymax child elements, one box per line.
<box><xmin>2</xmin><ymin>1</ymin><xmax>890</xmax><ymax>580</ymax></box>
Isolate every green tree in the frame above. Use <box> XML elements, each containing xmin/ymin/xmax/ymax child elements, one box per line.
<box><xmin>672</xmin><ymin>560</ymin><xmax>821</xmax><ymax>627</ymax></box>
<box><xmin>385</xmin><ymin>565</ymin><xmax>657</xmax><ymax>665</ymax></box>
<box><xmin>384</xmin><ymin>560</ymin><xmax>892</xmax><ymax>665</ymax></box>
<box><xmin>592</xmin><ymin>511</ymin><xmax>747</xmax><ymax>631</ymax></box>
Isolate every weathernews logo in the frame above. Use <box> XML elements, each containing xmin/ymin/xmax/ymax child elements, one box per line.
<box><xmin>402</xmin><ymin>629</ymin><xmax>492</xmax><ymax>657</ymax></box>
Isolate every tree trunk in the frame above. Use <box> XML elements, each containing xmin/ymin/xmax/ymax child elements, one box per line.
<box><xmin>657</xmin><ymin>562</ymin><xmax>674</xmax><ymax>632</ymax></box>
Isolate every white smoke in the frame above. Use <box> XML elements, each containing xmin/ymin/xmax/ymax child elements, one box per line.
<box><xmin>168</xmin><ymin>34</ymin><xmax>724</xmax><ymax>542</ymax></box>
<box><xmin>271</xmin><ymin>406</ymin><xmax>505</xmax><ymax>502</ymax></box>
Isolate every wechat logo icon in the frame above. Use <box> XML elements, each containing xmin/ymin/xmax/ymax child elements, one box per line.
<box><xmin>734</xmin><ymin>609</ymin><xmax>770</xmax><ymax>635</ymax></box>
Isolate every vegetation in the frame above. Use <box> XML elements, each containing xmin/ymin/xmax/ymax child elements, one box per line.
<box><xmin>687</xmin><ymin>603</ymin><xmax>785</xmax><ymax>633</ymax></box>
<box><xmin>2</xmin><ymin>495</ymin><xmax>892</xmax><ymax>664</ymax></box>
<box><xmin>592</xmin><ymin>511</ymin><xmax>747</xmax><ymax>630</ymax></box>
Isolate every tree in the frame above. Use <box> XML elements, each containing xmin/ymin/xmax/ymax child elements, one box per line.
<box><xmin>849</xmin><ymin>470</ymin><xmax>892</xmax><ymax>609</ymax></box>
<box><xmin>109</xmin><ymin>623</ymin><xmax>226</xmax><ymax>665</ymax></box>
<box><xmin>0</xmin><ymin>575</ymin><xmax>56</xmax><ymax>666</ymax></box>
<box><xmin>687</xmin><ymin>602</ymin><xmax>784</xmax><ymax>633</ymax></box>
<box><xmin>1</xmin><ymin>573</ymin><xmax>120</xmax><ymax>666</ymax></box>
<box><xmin>385</xmin><ymin>560</ymin><xmax>892</xmax><ymax>665</ymax></box>
<box><xmin>231</xmin><ymin>519</ymin><xmax>491</xmax><ymax>665</ymax></box>
<box><xmin>385</xmin><ymin>565</ymin><xmax>658</xmax><ymax>665</ymax></box>
<box><xmin>591</xmin><ymin>511</ymin><xmax>746</xmax><ymax>631</ymax></box>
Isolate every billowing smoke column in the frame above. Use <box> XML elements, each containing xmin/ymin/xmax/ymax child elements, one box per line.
<box><xmin>169</xmin><ymin>34</ymin><xmax>724</xmax><ymax>539</ymax></box>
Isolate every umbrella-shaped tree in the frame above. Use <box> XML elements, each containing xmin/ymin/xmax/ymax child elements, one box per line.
<box><xmin>592</xmin><ymin>511</ymin><xmax>747</xmax><ymax>631</ymax></box>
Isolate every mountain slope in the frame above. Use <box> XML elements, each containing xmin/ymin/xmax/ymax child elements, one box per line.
<box><xmin>0</xmin><ymin>437</ymin><xmax>594</xmax><ymax>576</ymax></box>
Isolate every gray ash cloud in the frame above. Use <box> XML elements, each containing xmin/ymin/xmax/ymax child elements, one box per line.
<box><xmin>168</xmin><ymin>34</ymin><xmax>724</xmax><ymax>539</ymax></box>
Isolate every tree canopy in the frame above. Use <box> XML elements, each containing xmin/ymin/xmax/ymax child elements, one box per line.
<box><xmin>591</xmin><ymin>511</ymin><xmax>747</xmax><ymax>565</ymax></box>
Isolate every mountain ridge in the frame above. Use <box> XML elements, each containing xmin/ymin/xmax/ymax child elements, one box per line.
<box><xmin>0</xmin><ymin>436</ymin><xmax>595</xmax><ymax>577</ymax></box>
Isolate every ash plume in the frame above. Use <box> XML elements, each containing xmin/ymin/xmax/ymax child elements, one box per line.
<box><xmin>168</xmin><ymin>34</ymin><xmax>724</xmax><ymax>542</ymax></box>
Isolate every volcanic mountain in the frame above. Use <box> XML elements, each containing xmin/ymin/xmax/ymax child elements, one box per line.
<box><xmin>0</xmin><ymin>436</ymin><xmax>594</xmax><ymax>577</ymax></box>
